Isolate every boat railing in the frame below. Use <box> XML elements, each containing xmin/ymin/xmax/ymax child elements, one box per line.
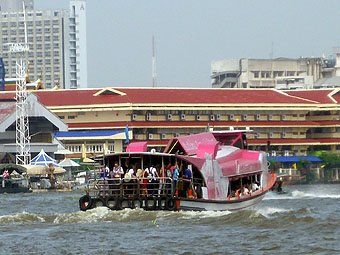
<box><xmin>84</xmin><ymin>177</ymin><xmax>174</xmax><ymax>198</ymax></box>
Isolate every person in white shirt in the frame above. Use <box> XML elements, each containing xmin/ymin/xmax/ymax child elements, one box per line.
<box><xmin>252</xmin><ymin>182</ymin><xmax>259</xmax><ymax>192</ymax></box>
<box><xmin>149</xmin><ymin>166</ymin><xmax>159</xmax><ymax>195</ymax></box>
<box><xmin>242</xmin><ymin>184</ymin><xmax>249</xmax><ymax>196</ymax></box>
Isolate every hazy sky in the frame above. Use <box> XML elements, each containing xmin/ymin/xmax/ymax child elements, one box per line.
<box><xmin>35</xmin><ymin>0</ymin><xmax>340</xmax><ymax>88</ymax></box>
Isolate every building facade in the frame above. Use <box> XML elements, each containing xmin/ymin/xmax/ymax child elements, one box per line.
<box><xmin>0</xmin><ymin>0</ymin><xmax>87</xmax><ymax>90</ymax></box>
<box><xmin>23</xmin><ymin>87</ymin><xmax>340</xmax><ymax>160</ymax></box>
<box><xmin>0</xmin><ymin>0</ymin><xmax>34</xmax><ymax>12</ymax></box>
<box><xmin>211</xmin><ymin>57</ymin><xmax>338</xmax><ymax>89</ymax></box>
<box><xmin>0</xmin><ymin>92</ymin><xmax>68</xmax><ymax>158</ymax></box>
<box><xmin>68</xmin><ymin>0</ymin><xmax>87</xmax><ymax>89</ymax></box>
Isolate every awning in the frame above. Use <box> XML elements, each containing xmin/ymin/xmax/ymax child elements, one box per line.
<box><xmin>267</xmin><ymin>156</ymin><xmax>323</xmax><ymax>163</ymax></box>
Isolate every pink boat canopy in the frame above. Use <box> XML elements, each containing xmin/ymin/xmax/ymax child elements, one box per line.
<box><xmin>126</xmin><ymin>142</ymin><xmax>148</xmax><ymax>153</ymax></box>
<box><xmin>164</xmin><ymin>132</ymin><xmax>217</xmax><ymax>156</ymax></box>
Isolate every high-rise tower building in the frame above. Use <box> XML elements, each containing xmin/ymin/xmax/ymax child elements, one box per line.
<box><xmin>69</xmin><ymin>0</ymin><xmax>87</xmax><ymax>89</ymax></box>
<box><xmin>0</xmin><ymin>0</ymin><xmax>88</xmax><ymax>89</ymax></box>
<box><xmin>0</xmin><ymin>0</ymin><xmax>34</xmax><ymax>12</ymax></box>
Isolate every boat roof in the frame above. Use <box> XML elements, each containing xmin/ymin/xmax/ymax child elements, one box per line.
<box><xmin>105</xmin><ymin>151</ymin><xmax>175</xmax><ymax>158</ymax></box>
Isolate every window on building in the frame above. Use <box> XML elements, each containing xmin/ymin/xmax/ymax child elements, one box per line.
<box><xmin>68</xmin><ymin>116</ymin><xmax>76</xmax><ymax>119</ymax></box>
<box><xmin>253</xmin><ymin>72</ymin><xmax>259</xmax><ymax>78</ymax></box>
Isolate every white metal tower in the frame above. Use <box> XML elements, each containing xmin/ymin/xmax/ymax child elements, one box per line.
<box><xmin>13</xmin><ymin>1</ymin><xmax>30</xmax><ymax>165</ymax></box>
<box><xmin>152</xmin><ymin>35</ymin><xmax>157</xmax><ymax>87</ymax></box>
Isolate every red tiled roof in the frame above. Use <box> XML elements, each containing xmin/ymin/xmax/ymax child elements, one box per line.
<box><xmin>284</xmin><ymin>89</ymin><xmax>335</xmax><ymax>104</ymax></box>
<box><xmin>0</xmin><ymin>92</ymin><xmax>16</xmax><ymax>101</ymax></box>
<box><xmin>0</xmin><ymin>102</ymin><xmax>16</xmax><ymax>122</ymax></box>
<box><xmin>32</xmin><ymin>88</ymin><xmax>318</xmax><ymax>107</ymax></box>
<box><xmin>330</xmin><ymin>91</ymin><xmax>340</xmax><ymax>104</ymax></box>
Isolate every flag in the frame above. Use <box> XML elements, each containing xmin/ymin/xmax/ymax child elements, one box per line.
<box><xmin>124</xmin><ymin>124</ymin><xmax>129</xmax><ymax>144</ymax></box>
<box><xmin>293</xmin><ymin>163</ymin><xmax>297</xmax><ymax>170</ymax></box>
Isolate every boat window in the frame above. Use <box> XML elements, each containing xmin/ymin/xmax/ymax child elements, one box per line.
<box><xmin>165</xmin><ymin>140</ymin><xmax>186</xmax><ymax>155</ymax></box>
<box><xmin>228</xmin><ymin>173</ymin><xmax>262</xmax><ymax>198</ymax></box>
<box><xmin>214</xmin><ymin>133</ymin><xmax>246</xmax><ymax>149</ymax></box>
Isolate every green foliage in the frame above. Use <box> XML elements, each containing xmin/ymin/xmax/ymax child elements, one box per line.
<box><xmin>305</xmin><ymin>168</ymin><xmax>318</xmax><ymax>184</ymax></box>
<box><xmin>297</xmin><ymin>159</ymin><xmax>316</xmax><ymax>184</ymax></box>
<box><xmin>268</xmin><ymin>160</ymin><xmax>280</xmax><ymax>173</ymax></box>
<box><xmin>310</xmin><ymin>151</ymin><xmax>340</xmax><ymax>182</ymax></box>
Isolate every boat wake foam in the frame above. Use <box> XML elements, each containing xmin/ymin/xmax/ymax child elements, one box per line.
<box><xmin>0</xmin><ymin>204</ymin><xmax>324</xmax><ymax>225</ymax></box>
<box><xmin>291</xmin><ymin>190</ymin><xmax>340</xmax><ymax>199</ymax></box>
<box><xmin>264</xmin><ymin>190</ymin><xmax>340</xmax><ymax>200</ymax></box>
<box><xmin>255</xmin><ymin>207</ymin><xmax>293</xmax><ymax>218</ymax></box>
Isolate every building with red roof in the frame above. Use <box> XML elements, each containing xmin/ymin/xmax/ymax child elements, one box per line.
<box><xmin>1</xmin><ymin>87</ymin><xmax>340</xmax><ymax>159</ymax></box>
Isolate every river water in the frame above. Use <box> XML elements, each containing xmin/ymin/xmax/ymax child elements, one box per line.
<box><xmin>0</xmin><ymin>184</ymin><xmax>340</xmax><ymax>255</ymax></box>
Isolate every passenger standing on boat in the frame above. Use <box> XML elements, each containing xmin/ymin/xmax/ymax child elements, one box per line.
<box><xmin>142</xmin><ymin>167</ymin><xmax>150</xmax><ymax>196</ymax></box>
<box><xmin>112</xmin><ymin>162</ymin><xmax>124</xmax><ymax>178</ymax></box>
<box><xmin>99</xmin><ymin>167</ymin><xmax>106</xmax><ymax>179</ymax></box>
<box><xmin>183</xmin><ymin>167</ymin><xmax>192</xmax><ymax>197</ymax></box>
<box><xmin>165</xmin><ymin>163</ymin><xmax>172</xmax><ymax>195</ymax></box>
<box><xmin>124</xmin><ymin>166</ymin><xmax>137</xmax><ymax>196</ymax></box>
<box><xmin>111</xmin><ymin>162</ymin><xmax>124</xmax><ymax>195</ymax></box>
<box><xmin>98</xmin><ymin>167</ymin><xmax>109</xmax><ymax>197</ymax></box>
<box><xmin>172</xmin><ymin>164</ymin><xmax>180</xmax><ymax>196</ymax></box>
<box><xmin>158</xmin><ymin>167</ymin><xmax>165</xmax><ymax>196</ymax></box>
<box><xmin>147</xmin><ymin>165</ymin><xmax>156</xmax><ymax>195</ymax></box>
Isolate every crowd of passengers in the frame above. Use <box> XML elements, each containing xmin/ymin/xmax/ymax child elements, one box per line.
<box><xmin>229</xmin><ymin>175</ymin><xmax>261</xmax><ymax>199</ymax></box>
<box><xmin>96</xmin><ymin>161</ymin><xmax>194</xmax><ymax>198</ymax></box>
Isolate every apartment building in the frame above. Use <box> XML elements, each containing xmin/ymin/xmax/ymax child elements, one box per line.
<box><xmin>211</xmin><ymin>57</ymin><xmax>338</xmax><ymax>89</ymax></box>
<box><xmin>0</xmin><ymin>0</ymin><xmax>87</xmax><ymax>90</ymax></box>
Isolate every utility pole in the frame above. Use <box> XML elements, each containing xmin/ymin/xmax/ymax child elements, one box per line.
<box><xmin>14</xmin><ymin>0</ymin><xmax>30</xmax><ymax>165</ymax></box>
<box><xmin>152</xmin><ymin>35</ymin><xmax>157</xmax><ymax>87</ymax></box>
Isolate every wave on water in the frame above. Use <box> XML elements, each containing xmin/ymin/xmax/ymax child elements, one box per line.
<box><xmin>0</xmin><ymin>211</ymin><xmax>46</xmax><ymax>224</ymax></box>
<box><xmin>291</xmin><ymin>190</ymin><xmax>340</xmax><ymax>199</ymax></box>
<box><xmin>0</xmin><ymin>207</ymin><xmax>244</xmax><ymax>225</ymax></box>
<box><xmin>264</xmin><ymin>190</ymin><xmax>340</xmax><ymax>200</ymax></box>
<box><xmin>255</xmin><ymin>207</ymin><xmax>293</xmax><ymax>218</ymax></box>
<box><xmin>0</xmin><ymin>204</ymin><xmax>326</xmax><ymax>225</ymax></box>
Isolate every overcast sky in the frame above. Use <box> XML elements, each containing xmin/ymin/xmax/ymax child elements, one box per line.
<box><xmin>35</xmin><ymin>0</ymin><xmax>340</xmax><ymax>88</ymax></box>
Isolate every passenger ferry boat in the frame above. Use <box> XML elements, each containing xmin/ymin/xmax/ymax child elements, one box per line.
<box><xmin>79</xmin><ymin>130</ymin><xmax>277</xmax><ymax>211</ymax></box>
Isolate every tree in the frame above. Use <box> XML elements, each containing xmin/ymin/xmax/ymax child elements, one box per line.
<box><xmin>297</xmin><ymin>159</ymin><xmax>317</xmax><ymax>184</ymax></box>
<box><xmin>268</xmin><ymin>160</ymin><xmax>280</xmax><ymax>173</ymax></box>
<box><xmin>310</xmin><ymin>151</ymin><xmax>340</xmax><ymax>183</ymax></box>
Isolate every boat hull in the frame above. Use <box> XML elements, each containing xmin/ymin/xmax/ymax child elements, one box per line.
<box><xmin>0</xmin><ymin>187</ymin><xmax>32</xmax><ymax>194</ymax></box>
<box><xmin>179</xmin><ymin>191</ymin><xmax>267</xmax><ymax>211</ymax></box>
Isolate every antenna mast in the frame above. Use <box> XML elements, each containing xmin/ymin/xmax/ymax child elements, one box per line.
<box><xmin>152</xmin><ymin>35</ymin><xmax>157</xmax><ymax>87</ymax></box>
<box><xmin>14</xmin><ymin>0</ymin><xmax>30</xmax><ymax>165</ymax></box>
